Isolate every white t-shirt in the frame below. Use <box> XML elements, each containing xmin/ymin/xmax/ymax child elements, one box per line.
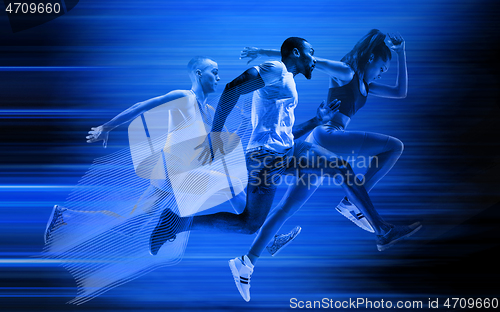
<box><xmin>247</xmin><ymin>61</ymin><xmax>298</xmax><ymax>153</ymax></box>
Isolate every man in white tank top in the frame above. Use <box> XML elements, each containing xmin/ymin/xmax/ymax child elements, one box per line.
<box><xmin>44</xmin><ymin>57</ymin><xmax>249</xmax><ymax>243</ymax></box>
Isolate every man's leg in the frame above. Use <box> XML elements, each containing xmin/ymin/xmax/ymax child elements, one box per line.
<box><xmin>44</xmin><ymin>184</ymin><xmax>165</xmax><ymax>245</ymax></box>
<box><xmin>247</xmin><ymin>177</ymin><xmax>319</xmax><ymax>263</ymax></box>
<box><xmin>149</xmin><ymin>184</ymin><xmax>277</xmax><ymax>254</ymax></box>
<box><xmin>226</xmin><ymin>189</ymin><xmax>247</xmax><ymax>214</ymax></box>
<box><xmin>150</xmin><ymin>147</ymin><xmax>290</xmax><ymax>254</ymax></box>
<box><xmin>189</xmin><ymin>184</ymin><xmax>277</xmax><ymax>234</ymax></box>
<box><xmin>229</xmin><ymin>142</ymin><xmax>421</xmax><ymax>301</ymax></box>
<box><xmin>180</xmin><ymin>145</ymin><xmax>287</xmax><ymax>234</ymax></box>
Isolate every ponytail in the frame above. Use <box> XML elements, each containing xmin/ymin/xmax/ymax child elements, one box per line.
<box><xmin>341</xmin><ymin>29</ymin><xmax>392</xmax><ymax>76</ymax></box>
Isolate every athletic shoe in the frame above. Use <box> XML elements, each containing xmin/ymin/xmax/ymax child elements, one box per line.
<box><xmin>228</xmin><ymin>255</ymin><xmax>254</xmax><ymax>302</ymax></box>
<box><xmin>266</xmin><ymin>225</ymin><xmax>302</xmax><ymax>256</ymax></box>
<box><xmin>376</xmin><ymin>222</ymin><xmax>422</xmax><ymax>251</ymax></box>
<box><xmin>44</xmin><ymin>205</ymin><xmax>67</xmax><ymax>244</ymax></box>
<box><xmin>335</xmin><ymin>198</ymin><xmax>375</xmax><ymax>233</ymax></box>
<box><xmin>149</xmin><ymin>208</ymin><xmax>179</xmax><ymax>255</ymax></box>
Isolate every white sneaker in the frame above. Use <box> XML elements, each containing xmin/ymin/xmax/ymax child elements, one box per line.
<box><xmin>266</xmin><ymin>225</ymin><xmax>301</xmax><ymax>256</ymax></box>
<box><xmin>228</xmin><ymin>255</ymin><xmax>254</xmax><ymax>302</ymax></box>
<box><xmin>335</xmin><ymin>198</ymin><xmax>375</xmax><ymax>233</ymax></box>
<box><xmin>44</xmin><ymin>205</ymin><xmax>67</xmax><ymax>244</ymax></box>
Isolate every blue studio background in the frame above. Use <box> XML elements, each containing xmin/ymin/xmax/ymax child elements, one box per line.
<box><xmin>1</xmin><ymin>0</ymin><xmax>499</xmax><ymax>311</ymax></box>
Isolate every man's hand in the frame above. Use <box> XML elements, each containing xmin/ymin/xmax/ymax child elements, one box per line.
<box><xmin>316</xmin><ymin>99</ymin><xmax>341</xmax><ymax>125</ymax></box>
<box><xmin>195</xmin><ymin>132</ymin><xmax>226</xmax><ymax>165</ymax></box>
<box><xmin>240</xmin><ymin>47</ymin><xmax>260</xmax><ymax>65</ymax></box>
<box><xmin>86</xmin><ymin>125</ymin><xmax>109</xmax><ymax>148</ymax></box>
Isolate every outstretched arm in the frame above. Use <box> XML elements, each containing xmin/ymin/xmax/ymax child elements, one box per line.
<box><xmin>240</xmin><ymin>47</ymin><xmax>281</xmax><ymax>64</ymax></box>
<box><xmin>86</xmin><ymin>90</ymin><xmax>189</xmax><ymax>147</ymax></box>
<box><xmin>369</xmin><ymin>33</ymin><xmax>408</xmax><ymax>99</ymax></box>
<box><xmin>241</xmin><ymin>47</ymin><xmax>354</xmax><ymax>82</ymax></box>
<box><xmin>314</xmin><ymin>57</ymin><xmax>354</xmax><ymax>82</ymax></box>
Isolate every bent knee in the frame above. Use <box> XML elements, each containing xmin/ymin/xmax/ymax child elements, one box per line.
<box><xmin>238</xmin><ymin>213</ymin><xmax>266</xmax><ymax>235</ymax></box>
<box><xmin>246</xmin><ymin>221</ymin><xmax>263</xmax><ymax>235</ymax></box>
<box><xmin>386</xmin><ymin>137</ymin><xmax>404</xmax><ymax>155</ymax></box>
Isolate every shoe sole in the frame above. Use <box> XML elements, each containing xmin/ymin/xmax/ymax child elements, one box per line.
<box><xmin>44</xmin><ymin>205</ymin><xmax>61</xmax><ymax>244</ymax></box>
<box><xmin>377</xmin><ymin>223</ymin><xmax>422</xmax><ymax>252</ymax></box>
<box><xmin>335</xmin><ymin>206</ymin><xmax>375</xmax><ymax>233</ymax></box>
<box><xmin>228</xmin><ymin>259</ymin><xmax>250</xmax><ymax>302</ymax></box>
<box><xmin>268</xmin><ymin>226</ymin><xmax>302</xmax><ymax>257</ymax></box>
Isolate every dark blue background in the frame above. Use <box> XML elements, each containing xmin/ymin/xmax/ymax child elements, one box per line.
<box><xmin>1</xmin><ymin>0</ymin><xmax>499</xmax><ymax>310</ymax></box>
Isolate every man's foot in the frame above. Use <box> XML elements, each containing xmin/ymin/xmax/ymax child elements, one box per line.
<box><xmin>335</xmin><ymin>197</ymin><xmax>375</xmax><ymax>233</ymax></box>
<box><xmin>228</xmin><ymin>255</ymin><xmax>254</xmax><ymax>302</ymax></box>
<box><xmin>376</xmin><ymin>222</ymin><xmax>422</xmax><ymax>251</ymax></box>
<box><xmin>266</xmin><ymin>225</ymin><xmax>302</xmax><ymax>256</ymax></box>
<box><xmin>44</xmin><ymin>205</ymin><xmax>67</xmax><ymax>244</ymax></box>
<box><xmin>149</xmin><ymin>208</ymin><xmax>179</xmax><ymax>255</ymax></box>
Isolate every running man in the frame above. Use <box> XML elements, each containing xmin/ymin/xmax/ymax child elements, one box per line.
<box><xmin>44</xmin><ymin>56</ymin><xmax>248</xmax><ymax>243</ymax></box>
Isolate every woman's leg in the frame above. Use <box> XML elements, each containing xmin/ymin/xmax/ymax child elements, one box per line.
<box><xmin>311</xmin><ymin>127</ymin><xmax>404</xmax><ymax>193</ymax></box>
<box><xmin>246</xmin><ymin>139</ymin><xmax>397</xmax><ymax>264</ymax></box>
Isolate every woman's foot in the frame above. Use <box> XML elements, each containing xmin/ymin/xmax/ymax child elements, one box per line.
<box><xmin>376</xmin><ymin>222</ymin><xmax>422</xmax><ymax>251</ymax></box>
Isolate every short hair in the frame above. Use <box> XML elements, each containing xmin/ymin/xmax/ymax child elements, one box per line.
<box><xmin>280</xmin><ymin>37</ymin><xmax>308</xmax><ymax>59</ymax></box>
<box><xmin>187</xmin><ymin>56</ymin><xmax>214</xmax><ymax>73</ymax></box>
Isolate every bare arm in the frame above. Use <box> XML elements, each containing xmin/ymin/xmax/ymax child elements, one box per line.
<box><xmin>368</xmin><ymin>33</ymin><xmax>408</xmax><ymax>99</ymax></box>
<box><xmin>314</xmin><ymin>57</ymin><xmax>354</xmax><ymax>82</ymax></box>
<box><xmin>87</xmin><ymin>90</ymin><xmax>189</xmax><ymax>147</ymax></box>
<box><xmin>240</xmin><ymin>47</ymin><xmax>281</xmax><ymax>64</ymax></box>
<box><xmin>241</xmin><ymin>47</ymin><xmax>354</xmax><ymax>82</ymax></box>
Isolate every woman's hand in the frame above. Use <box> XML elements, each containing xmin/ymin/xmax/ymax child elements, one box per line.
<box><xmin>386</xmin><ymin>33</ymin><xmax>405</xmax><ymax>53</ymax></box>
